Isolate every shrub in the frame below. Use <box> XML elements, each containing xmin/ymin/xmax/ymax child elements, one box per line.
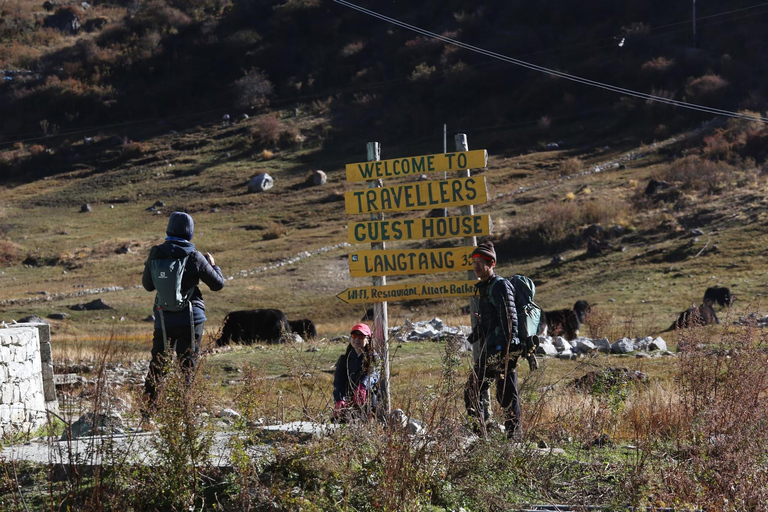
<box><xmin>262</xmin><ymin>222</ymin><xmax>285</xmax><ymax>240</ymax></box>
<box><xmin>661</xmin><ymin>155</ymin><xmax>730</xmax><ymax>194</ymax></box>
<box><xmin>685</xmin><ymin>74</ymin><xmax>729</xmax><ymax>100</ymax></box>
<box><xmin>233</xmin><ymin>69</ymin><xmax>273</xmax><ymax>109</ymax></box>
<box><xmin>654</xmin><ymin>324</ymin><xmax>768</xmax><ymax>508</ymax></box>
<box><xmin>0</xmin><ymin>239</ymin><xmax>22</xmax><ymax>266</ymax></box>
<box><xmin>27</xmin><ymin>144</ymin><xmax>46</xmax><ymax>156</ymax></box>
<box><xmin>641</xmin><ymin>56</ymin><xmax>674</xmax><ymax>74</ymax></box>
<box><xmin>121</xmin><ymin>141</ymin><xmax>144</xmax><ymax>158</ymax></box>
<box><xmin>409</xmin><ymin>62</ymin><xmax>436</xmax><ymax>81</ymax></box>
<box><xmin>702</xmin><ymin>130</ymin><xmax>731</xmax><ymax>160</ymax></box>
<box><xmin>249</xmin><ymin>114</ymin><xmax>282</xmax><ymax>147</ymax></box>
<box><xmin>559</xmin><ymin>157</ymin><xmax>582</xmax><ymax>176</ymax></box>
<box><xmin>257</xmin><ymin>148</ymin><xmax>274</xmax><ymax>160</ymax></box>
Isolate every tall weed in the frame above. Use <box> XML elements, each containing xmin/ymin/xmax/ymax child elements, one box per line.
<box><xmin>654</xmin><ymin>323</ymin><xmax>768</xmax><ymax>509</ymax></box>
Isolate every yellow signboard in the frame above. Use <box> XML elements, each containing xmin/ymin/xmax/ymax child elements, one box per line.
<box><xmin>345</xmin><ymin>150</ymin><xmax>487</xmax><ymax>182</ymax></box>
<box><xmin>345</xmin><ymin>176</ymin><xmax>487</xmax><ymax>215</ymax></box>
<box><xmin>337</xmin><ymin>280</ymin><xmax>478</xmax><ymax>304</ymax></box>
<box><xmin>349</xmin><ymin>246</ymin><xmax>475</xmax><ymax>277</ymax></box>
<box><xmin>348</xmin><ymin>214</ymin><xmax>492</xmax><ymax>244</ymax></box>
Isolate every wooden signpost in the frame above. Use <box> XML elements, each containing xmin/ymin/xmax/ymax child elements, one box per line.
<box><xmin>348</xmin><ymin>214</ymin><xmax>492</xmax><ymax>244</ymax></box>
<box><xmin>345</xmin><ymin>149</ymin><xmax>487</xmax><ymax>182</ymax></box>
<box><xmin>340</xmin><ymin>140</ymin><xmax>489</xmax><ymax>415</ymax></box>
<box><xmin>348</xmin><ymin>247</ymin><xmax>475</xmax><ymax>277</ymax></box>
<box><xmin>337</xmin><ymin>280</ymin><xmax>478</xmax><ymax>304</ymax></box>
<box><xmin>344</xmin><ymin>176</ymin><xmax>488</xmax><ymax>214</ymax></box>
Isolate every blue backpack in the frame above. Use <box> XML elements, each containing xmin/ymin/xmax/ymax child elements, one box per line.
<box><xmin>489</xmin><ymin>274</ymin><xmax>542</xmax><ymax>353</ymax></box>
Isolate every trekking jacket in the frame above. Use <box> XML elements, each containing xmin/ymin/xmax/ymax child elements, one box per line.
<box><xmin>142</xmin><ymin>240</ymin><xmax>224</xmax><ymax>328</ymax></box>
<box><xmin>473</xmin><ymin>274</ymin><xmax>519</xmax><ymax>356</ymax></box>
<box><xmin>333</xmin><ymin>344</ymin><xmax>381</xmax><ymax>402</ymax></box>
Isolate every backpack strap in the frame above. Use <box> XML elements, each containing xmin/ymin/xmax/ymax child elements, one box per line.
<box><xmin>486</xmin><ymin>274</ymin><xmax>504</xmax><ymax>309</ymax></box>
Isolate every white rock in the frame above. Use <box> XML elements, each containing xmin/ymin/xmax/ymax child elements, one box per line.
<box><xmin>611</xmin><ymin>338</ymin><xmax>635</xmax><ymax>354</ymax></box>
<box><xmin>649</xmin><ymin>337</ymin><xmax>667</xmax><ymax>351</ymax></box>
<box><xmin>248</xmin><ymin>173</ymin><xmax>273</xmax><ymax>193</ymax></box>
<box><xmin>536</xmin><ymin>340</ymin><xmax>558</xmax><ymax>356</ymax></box>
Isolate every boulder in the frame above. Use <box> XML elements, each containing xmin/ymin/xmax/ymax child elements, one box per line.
<box><xmin>611</xmin><ymin>337</ymin><xmax>635</xmax><ymax>354</ymax></box>
<box><xmin>16</xmin><ymin>315</ymin><xmax>48</xmax><ymax>324</ymax></box>
<box><xmin>649</xmin><ymin>337</ymin><xmax>667</xmax><ymax>351</ymax></box>
<box><xmin>595</xmin><ymin>337</ymin><xmax>611</xmax><ymax>353</ymax></box>
<box><xmin>308</xmin><ymin>170</ymin><xmax>326</xmax><ymax>186</ymax></box>
<box><xmin>61</xmin><ymin>412</ymin><xmax>124</xmax><ymax>440</ymax></box>
<box><xmin>68</xmin><ymin>299</ymin><xmax>113</xmax><ymax>311</ymax></box>
<box><xmin>536</xmin><ymin>339</ymin><xmax>558</xmax><ymax>356</ymax></box>
<box><xmin>248</xmin><ymin>173</ymin><xmax>273</xmax><ymax>193</ymax></box>
<box><xmin>575</xmin><ymin>338</ymin><xmax>597</xmax><ymax>353</ymax></box>
<box><xmin>553</xmin><ymin>336</ymin><xmax>569</xmax><ymax>351</ymax></box>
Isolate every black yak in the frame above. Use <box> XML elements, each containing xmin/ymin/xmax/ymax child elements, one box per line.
<box><xmin>216</xmin><ymin>309</ymin><xmax>290</xmax><ymax>346</ymax></box>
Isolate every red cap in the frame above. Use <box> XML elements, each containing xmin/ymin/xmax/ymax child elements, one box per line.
<box><xmin>350</xmin><ymin>323</ymin><xmax>372</xmax><ymax>337</ymax></box>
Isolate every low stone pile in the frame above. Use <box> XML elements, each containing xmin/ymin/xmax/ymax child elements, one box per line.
<box><xmin>386</xmin><ymin>318</ymin><xmax>672</xmax><ymax>359</ymax></box>
<box><xmin>535</xmin><ymin>334</ymin><xmax>672</xmax><ymax>359</ymax></box>
<box><xmin>734</xmin><ymin>313</ymin><xmax>768</xmax><ymax>327</ymax></box>
<box><xmin>389</xmin><ymin>318</ymin><xmax>470</xmax><ymax>343</ymax></box>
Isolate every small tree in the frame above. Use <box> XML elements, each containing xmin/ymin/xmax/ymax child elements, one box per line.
<box><xmin>233</xmin><ymin>69</ymin><xmax>273</xmax><ymax>109</ymax></box>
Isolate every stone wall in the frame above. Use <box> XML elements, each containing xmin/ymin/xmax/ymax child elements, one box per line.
<box><xmin>0</xmin><ymin>323</ymin><xmax>57</xmax><ymax>436</ymax></box>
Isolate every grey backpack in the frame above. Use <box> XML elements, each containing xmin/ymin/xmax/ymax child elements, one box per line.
<box><xmin>150</xmin><ymin>255</ymin><xmax>192</xmax><ymax>312</ymax></box>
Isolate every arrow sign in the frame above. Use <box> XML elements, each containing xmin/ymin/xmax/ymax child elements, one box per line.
<box><xmin>337</xmin><ymin>280</ymin><xmax>478</xmax><ymax>304</ymax></box>
<box><xmin>345</xmin><ymin>149</ymin><xmax>487</xmax><ymax>182</ymax></box>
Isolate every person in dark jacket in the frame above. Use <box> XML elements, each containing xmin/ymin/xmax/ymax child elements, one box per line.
<box><xmin>332</xmin><ymin>323</ymin><xmax>381</xmax><ymax>421</ymax></box>
<box><xmin>464</xmin><ymin>240</ymin><xmax>522</xmax><ymax>439</ymax></box>
<box><xmin>142</xmin><ymin>212</ymin><xmax>225</xmax><ymax>405</ymax></box>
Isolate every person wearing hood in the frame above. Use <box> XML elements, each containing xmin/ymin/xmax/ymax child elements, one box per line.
<box><xmin>142</xmin><ymin>211</ymin><xmax>224</xmax><ymax>405</ymax></box>
<box><xmin>332</xmin><ymin>323</ymin><xmax>381</xmax><ymax>420</ymax></box>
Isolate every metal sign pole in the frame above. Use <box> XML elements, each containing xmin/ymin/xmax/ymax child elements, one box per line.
<box><xmin>366</xmin><ymin>141</ymin><xmax>390</xmax><ymax>415</ymax></box>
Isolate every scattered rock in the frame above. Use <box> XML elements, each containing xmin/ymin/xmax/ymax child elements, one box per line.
<box><xmin>16</xmin><ymin>315</ymin><xmax>47</xmax><ymax>324</ymax></box>
<box><xmin>61</xmin><ymin>412</ymin><xmax>125</xmax><ymax>440</ymax></box>
<box><xmin>80</xmin><ymin>203</ymin><xmax>92</xmax><ymax>213</ymax></box>
<box><xmin>68</xmin><ymin>299</ymin><xmax>113</xmax><ymax>311</ymax></box>
<box><xmin>248</xmin><ymin>173</ymin><xmax>273</xmax><ymax>193</ymax></box>
<box><xmin>308</xmin><ymin>170</ymin><xmax>326</xmax><ymax>186</ymax></box>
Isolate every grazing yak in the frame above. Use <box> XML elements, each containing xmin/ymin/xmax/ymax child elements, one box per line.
<box><xmin>665</xmin><ymin>303</ymin><xmax>719</xmax><ymax>331</ymax></box>
<box><xmin>216</xmin><ymin>309</ymin><xmax>290</xmax><ymax>346</ymax></box>
<box><xmin>539</xmin><ymin>300</ymin><xmax>591</xmax><ymax>341</ymax></box>
<box><xmin>703</xmin><ymin>286</ymin><xmax>733</xmax><ymax>308</ymax></box>
<box><xmin>288</xmin><ymin>318</ymin><xmax>317</xmax><ymax>339</ymax></box>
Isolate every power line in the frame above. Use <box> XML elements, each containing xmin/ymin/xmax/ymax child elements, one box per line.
<box><xmin>333</xmin><ymin>0</ymin><xmax>768</xmax><ymax>124</ymax></box>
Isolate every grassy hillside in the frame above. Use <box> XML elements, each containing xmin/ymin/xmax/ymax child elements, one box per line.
<box><xmin>1</xmin><ymin>0</ymin><xmax>768</xmax><ymax>344</ymax></box>
<box><xmin>1</xmin><ymin>106</ymin><xmax>767</xmax><ymax>349</ymax></box>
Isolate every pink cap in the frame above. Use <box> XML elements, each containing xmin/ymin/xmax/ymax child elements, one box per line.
<box><xmin>350</xmin><ymin>323</ymin><xmax>372</xmax><ymax>337</ymax></box>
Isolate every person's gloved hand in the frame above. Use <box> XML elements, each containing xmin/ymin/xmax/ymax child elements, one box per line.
<box><xmin>333</xmin><ymin>400</ymin><xmax>346</xmax><ymax>418</ymax></box>
<box><xmin>353</xmin><ymin>385</ymin><xmax>367</xmax><ymax>406</ymax></box>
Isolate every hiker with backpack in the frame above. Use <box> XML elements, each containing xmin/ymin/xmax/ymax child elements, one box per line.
<box><xmin>464</xmin><ymin>240</ymin><xmax>524</xmax><ymax>440</ymax></box>
<box><xmin>142</xmin><ymin>212</ymin><xmax>225</xmax><ymax>408</ymax></box>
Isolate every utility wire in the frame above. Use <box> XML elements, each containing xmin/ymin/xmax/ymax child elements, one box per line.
<box><xmin>333</xmin><ymin>0</ymin><xmax>768</xmax><ymax>124</ymax></box>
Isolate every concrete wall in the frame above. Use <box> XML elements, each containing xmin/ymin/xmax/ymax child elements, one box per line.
<box><xmin>0</xmin><ymin>323</ymin><xmax>57</xmax><ymax>436</ymax></box>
